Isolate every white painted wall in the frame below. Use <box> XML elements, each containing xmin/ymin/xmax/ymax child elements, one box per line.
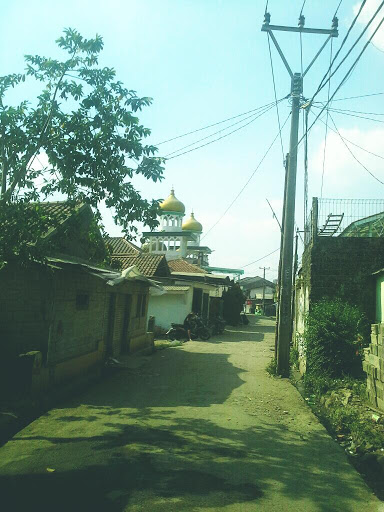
<box><xmin>247</xmin><ymin>286</ymin><xmax>274</xmax><ymax>300</ymax></box>
<box><xmin>148</xmin><ymin>287</ymin><xmax>193</xmax><ymax>330</ymax></box>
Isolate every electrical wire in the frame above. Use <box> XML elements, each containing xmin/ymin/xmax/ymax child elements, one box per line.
<box><xmin>320</xmin><ymin>39</ymin><xmax>333</xmax><ymax>199</ymax></box>
<box><xmin>311</xmin><ymin>0</ymin><xmax>370</xmax><ymax>103</ymax></box>
<box><xmin>166</xmin><ymin>101</ymin><xmax>283</xmax><ymax>160</ymax></box>
<box><xmin>302</xmin><ymin>13</ymin><xmax>384</xmax><ymax>148</ymax></box>
<box><xmin>155</xmin><ymin>100</ymin><xmax>277</xmax><ymax>146</ymax></box>
<box><xmin>267</xmin><ymin>33</ymin><xmax>285</xmax><ymax>164</ymax></box>
<box><xmin>330</xmin><ymin>91</ymin><xmax>384</xmax><ymax>102</ymax></box>
<box><xmin>327</xmin><ymin>107</ymin><xmax>384</xmax><ymax>116</ymax></box>
<box><xmin>334</xmin><ymin>0</ymin><xmax>343</xmax><ymax>16</ymax></box>
<box><xmin>328</xmin><ymin>113</ymin><xmax>384</xmax><ymax>185</ymax></box>
<box><xmin>315</xmin><ymin>105</ymin><xmax>384</xmax><ymax>124</ymax></box>
<box><xmin>163</xmin><ymin>102</ymin><xmax>277</xmax><ymax>158</ymax></box>
<box><xmin>243</xmin><ymin>247</ymin><xmax>280</xmax><ymax>269</ymax></box>
<box><xmin>315</xmin><ymin>111</ymin><xmax>384</xmax><ymax>162</ymax></box>
<box><xmin>201</xmin><ymin>111</ymin><xmax>291</xmax><ymax>241</ymax></box>
<box><xmin>299</xmin><ymin>0</ymin><xmax>307</xmax><ymax>16</ymax></box>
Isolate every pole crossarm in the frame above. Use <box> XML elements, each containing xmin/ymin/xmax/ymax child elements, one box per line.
<box><xmin>261</xmin><ymin>24</ymin><xmax>338</xmax><ymax>36</ymax></box>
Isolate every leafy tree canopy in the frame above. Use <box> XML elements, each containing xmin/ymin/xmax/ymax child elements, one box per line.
<box><xmin>0</xmin><ymin>28</ymin><xmax>164</xmax><ymax>263</ymax></box>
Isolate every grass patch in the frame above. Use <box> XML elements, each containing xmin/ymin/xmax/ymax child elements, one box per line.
<box><xmin>266</xmin><ymin>358</ymin><xmax>277</xmax><ymax>376</ymax></box>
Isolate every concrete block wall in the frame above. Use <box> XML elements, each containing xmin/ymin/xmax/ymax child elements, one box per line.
<box><xmin>363</xmin><ymin>323</ymin><xmax>384</xmax><ymax>411</ymax></box>
<box><xmin>50</xmin><ymin>268</ymin><xmax>106</xmax><ymax>364</ymax></box>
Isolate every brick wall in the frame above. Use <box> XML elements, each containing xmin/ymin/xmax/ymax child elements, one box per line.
<box><xmin>0</xmin><ymin>263</ymin><xmax>53</xmax><ymax>359</ymax></box>
<box><xmin>300</xmin><ymin>237</ymin><xmax>384</xmax><ymax>322</ymax></box>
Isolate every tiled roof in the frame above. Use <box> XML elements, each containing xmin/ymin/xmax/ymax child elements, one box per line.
<box><xmin>107</xmin><ymin>237</ymin><xmax>141</xmax><ymax>255</ymax></box>
<box><xmin>167</xmin><ymin>259</ymin><xmax>207</xmax><ymax>274</ymax></box>
<box><xmin>112</xmin><ymin>253</ymin><xmax>169</xmax><ymax>277</ymax></box>
<box><xmin>240</xmin><ymin>276</ymin><xmax>275</xmax><ymax>289</ymax></box>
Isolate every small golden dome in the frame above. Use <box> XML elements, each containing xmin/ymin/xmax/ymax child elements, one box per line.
<box><xmin>159</xmin><ymin>188</ymin><xmax>185</xmax><ymax>213</ymax></box>
<box><xmin>182</xmin><ymin>212</ymin><xmax>203</xmax><ymax>232</ymax></box>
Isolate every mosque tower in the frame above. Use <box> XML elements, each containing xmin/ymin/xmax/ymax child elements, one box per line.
<box><xmin>141</xmin><ymin>188</ymin><xmax>211</xmax><ymax>265</ymax></box>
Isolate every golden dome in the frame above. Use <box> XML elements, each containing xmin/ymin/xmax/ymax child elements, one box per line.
<box><xmin>182</xmin><ymin>212</ymin><xmax>203</xmax><ymax>232</ymax></box>
<box><xmin>159</xmin><ymin>188</ymin><xmax>185</xmax><ymax>213</ymax></box>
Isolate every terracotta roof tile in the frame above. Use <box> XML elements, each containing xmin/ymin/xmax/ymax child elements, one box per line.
<box><xmin>107</xmin><ymin>237</ymin><xmax>141</xmax><ymax>255</ymax></box>
<box><xmin>112</xmin><ymin>253</ymin><xmax>169</xmax><ymax>277</ymax></box>
<box><xmin>167</xmin><ymin>259</ymin><xmax>207</xmax><ymax>274</ymax></box>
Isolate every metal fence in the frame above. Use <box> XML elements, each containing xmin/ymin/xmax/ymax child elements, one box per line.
<box><xmin>304</xmin><ymin>198</ymin><xmax>384</xmax><ymax>246</ymax></box>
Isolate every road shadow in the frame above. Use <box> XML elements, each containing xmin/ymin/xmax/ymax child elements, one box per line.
<box><xmin>67</xmin><ymin>348</ymin><xmax>246</xmax><ymax>409</ymax></box>
<box><xmin>0</xmin><ymin>414</ymin><xmax>371</xmax><ymax>512</ymax></box>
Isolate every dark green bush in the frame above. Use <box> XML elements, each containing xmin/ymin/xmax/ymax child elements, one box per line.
<box><xmin>304</xmin><ymin>299</ymin><xmax>368</xmax><ymax>378</ymax></box>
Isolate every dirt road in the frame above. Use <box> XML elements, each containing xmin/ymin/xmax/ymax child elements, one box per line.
<box><xmin>0</xmin><ymin>317</ymin><xmax>382</xmax><ymax>511</ymax></box>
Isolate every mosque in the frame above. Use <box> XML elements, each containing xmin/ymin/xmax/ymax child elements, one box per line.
<box><xmin>142</xmin><ymin>188</ymin><xmax>212</xmax><ymax>267</ymax></box>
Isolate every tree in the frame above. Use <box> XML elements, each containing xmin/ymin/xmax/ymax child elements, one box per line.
<box><xmin>0</xmin><ymin>28</ymin><xmax>164</xmax><ymax>262</ymax></box>
<box><xmin>222</xmin><ymin>283</ymin><xmax>245</xmax><ymax>326</ymax></box>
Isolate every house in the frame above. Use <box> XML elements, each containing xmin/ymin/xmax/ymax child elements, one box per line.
<box><xmin>294</xmin><ymin>197</ymin><xmax>384</xmax><ymax>373</ymax></box>
<box><xmin>108</xmin><ymin>188</ymin><xmax>238</xmax><ymax>331</ymax></box>
<box><xmin>0</xmin><ymin>201</ymin><xmax>157</xmax><ymax>401</ymax></box>
<box><xmin>240</xmin><ymin>276</ymin><xmax>276</xmax><ymax>313</ymax></box>
<box><xmin>109</xmin><ymin>238</ymin><xmax>228</xmax><ymax>331</ymax></box>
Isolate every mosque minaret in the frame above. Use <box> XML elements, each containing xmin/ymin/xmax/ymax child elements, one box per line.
<box><xmin>142</xmin><ymin>188</ymin><xmax>211</xmax><ymax>265</ymax></box>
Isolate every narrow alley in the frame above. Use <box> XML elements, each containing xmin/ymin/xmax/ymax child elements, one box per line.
<box><xmin>0</xmin><ymin>317</ymin><xmax>380</xmax><ymax>512</ymax></box>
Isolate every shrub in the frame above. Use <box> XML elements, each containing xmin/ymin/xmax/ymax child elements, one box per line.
<box><xmin>266</xmin><ymin>358</ymin><xmax>277</xmax><ymax>376</ymax></box>
<box><xmin>304</xmin><ymin>299</ymin><xmax>368</xmax><ymax>378</ymax></box>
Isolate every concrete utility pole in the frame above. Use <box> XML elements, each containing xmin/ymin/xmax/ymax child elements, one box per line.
<box><xmin>261</xmin><ymin>12</ymin><xmax>338</xmax><ymax>376</ymax></box>
<box><xmin>259</xmin><ymin>266</ymin><xmax>270</xmax><ymax>315</ymax></box>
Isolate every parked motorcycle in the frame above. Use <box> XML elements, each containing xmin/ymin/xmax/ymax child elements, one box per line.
<box><xmin>209</xmin><ymin>316</ymin><xmax>226</xmax><ymax>335</ymax></box>
<box><xmin>166</xmin><ymin>315</ymin><xmax>211</xmax><ymax>341</ymax></box>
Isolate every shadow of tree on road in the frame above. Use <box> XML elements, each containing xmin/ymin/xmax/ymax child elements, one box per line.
<box><xmin>0</xmin><ymin>413</ymin><xmax>370</xmax><ymax>512</ymax></box>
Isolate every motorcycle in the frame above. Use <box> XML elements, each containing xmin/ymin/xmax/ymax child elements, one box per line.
<box><xmin>209</xmin><ymin>316</ymin><xmax>226</xmax><ymax>335</ymax></box>
<box><xmin>166</xmin><ymin>315</ymin><xmax>211</xmax><ymax>341</ymax></box>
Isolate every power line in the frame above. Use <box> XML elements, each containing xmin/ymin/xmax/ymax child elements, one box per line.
<box><xmin>334</xmin><ymin>0</ymin><xmax>343</xmax><ymax>16</ymax></box>
<box><xmin>314</xmin><ymin>110</ymin><xmax>384</xmax><ymax>162</ymax></box>
<box><xmin>328</xmin><ymin>113</ymin><xmax>384</xmax><ymax>185</ymax></box>
<box><xmin>243</xmin><ymin>247</ymin><xmax>280</xmax><ymax>269</ymax></box>
<box><xmin>320</xmin><ymin>39</ymin><xmax>333</xmax><ymax>199</ymax></box>
<box><xmin>267</xmin><ymin>33</ymin><xmax>285</xmax><ymax>163</ymax></box>
<box><xmin>166</xmin><ymin>101</ymin><xmax>283</xmax><ymax>160</ymax></box>
<box><xmin>325</xmin><ymin>107</ymin><xmax>384</xmax><ymax>124</ymax></box>
<box><xmin>299</xmin><ymin>0</ymin><xmax>307</xmax><ymax>16</ymax></box>
<box><xmin>327</xmin><ymin>107</ymin><xmax>384</xmax><ymax>116</ymax></box>
<box><xmin>201</xmin><ymin>111</ymin><xmax>291</xmax><ymax>241</ymax></box>
<box><xmin>303</xmin><ymin>12</ymin><xmax>384</xmax><ymax>148</ymax></box>
<box><xmin>311</xmin><ymin>0</ymin><xmax>370</xmax><ymax>103</ymax></box>
<box><xmin>155</xmin><ymin>100</ymin><xmax>277</xmax><ymax>146</ymax></box>
<box><xmin>330</xmin><ymin>91</ymin><xmax>384</xmax><ymax>102</ymax></box>
<box><xmin>164</xmin><ymin>102</ymin><xmax>277</xmax><ymax>158</ymax></box>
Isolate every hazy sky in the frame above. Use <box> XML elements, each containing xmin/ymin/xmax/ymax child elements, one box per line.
<box><xmin>1</xmin><ymin>0</ymin><xmax>384</xmax><ymax>280</ymax></box>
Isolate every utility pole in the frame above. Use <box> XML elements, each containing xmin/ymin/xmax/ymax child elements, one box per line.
<box><xmin>259</xmin><ymin>266</ymin><xmax>270</xmax><ymax>315</ymax></box>
<box><xmin>261</xmin><ymin>12</ymin><xmax>338</xmax><ymax>376</ymax></box>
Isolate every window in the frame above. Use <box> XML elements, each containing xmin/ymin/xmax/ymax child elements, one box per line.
<box><xmin>76</xmin><ymin>292</ymin><xmax>89</xmax><ymax>310</ymax></box>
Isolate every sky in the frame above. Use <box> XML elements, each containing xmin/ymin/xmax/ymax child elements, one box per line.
<box><xmin>1</xmin><ymin>0</ymin><xmax>384</xmax><ymax>281</ymax></box>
